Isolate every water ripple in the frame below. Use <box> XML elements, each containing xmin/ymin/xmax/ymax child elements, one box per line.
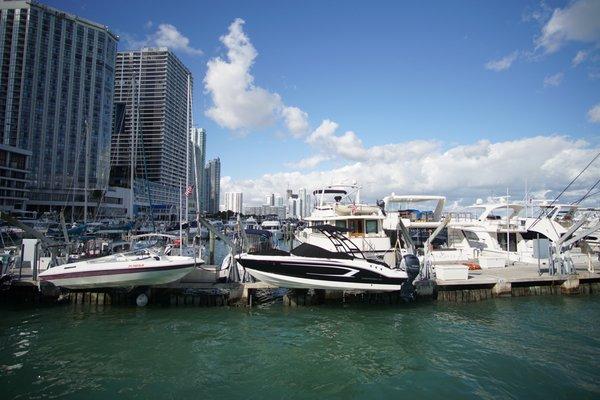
<box><xmin>0</xmin><ymin>297</ymin><xmax>599</xmax><ymax>399</ymax></box>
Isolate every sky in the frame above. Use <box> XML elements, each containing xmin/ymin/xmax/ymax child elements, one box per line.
<box><xmin>46</xmin><ymin>0</ymin><xmax>600</xmax><ymax>207</ymax></box>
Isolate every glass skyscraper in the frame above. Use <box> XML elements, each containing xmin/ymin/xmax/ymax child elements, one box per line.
<box><xmin>204</xmin><ymin>157</ymin><xmax>220</xmax><ymax>214</ymax></box>
<box><xmin>0</xmin><ymin>0</ymin><xmax>117</xmax><ymax>213</ymax></box>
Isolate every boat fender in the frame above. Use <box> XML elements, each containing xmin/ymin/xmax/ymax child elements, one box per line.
<box><xmin>136</xmin><ymin>293</ymin><xmax>148</xmax><ymax>307</ymax></box>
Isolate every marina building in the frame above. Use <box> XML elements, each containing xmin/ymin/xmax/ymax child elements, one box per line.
<box><xmin>0</xmin><ymin>0</ymin><xmax>118</xmax><ymax>214</ymax></box>
<box><xmin>109</xmin><ymin>47</ymin><xmax>192</xmax><ymax>215</ymax></box>
<box><xmin>224</xmin><ymin>192</ymin><xmax>243</xmax><ymax>214</ymax></box>
<box><xmin>0</xmin><ymin>144</ymin><xmax>31</xmax><ymax>212</ymax></box>
<box><xmin>204</xmin><ymin>157</ymin><xmax>220</xmax><ymax>214</ymax></box>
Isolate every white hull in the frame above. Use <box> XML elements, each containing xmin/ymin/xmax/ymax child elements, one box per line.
<box><xmin>39</xmin><ymin>254</ymin><xmax>199</xmax><ymax>289</ymax></box>
<box><xmin>246</xmin><ymin>268</ymin><xmax>403</xmax><ymax>291</ymax></box>
<box><xmin>44</xmin><ymin>267</ymin><xmax>196</xmax><ymax>289</ymax></box>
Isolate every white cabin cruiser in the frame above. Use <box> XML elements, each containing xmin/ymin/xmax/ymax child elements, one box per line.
<box><xmin>380</xmin><ymin>194</ymin><xmax>472</xmax><ymax>265</ymax></box>
<box><xmin>446</xmin><ymin>199</ymin><xmax>591</xmax><ymax>265</ymax></box>
<box><xmin>235</xmin><ymin>225</ymin><xmax>419</xmax><ymax>292</ymax></box>
<box><xmin>382</xmin><ymin>194</ymin><xmax>447</xmax><ymax>246</ymax></box>
<box><xmin>261</xmin><ymin>220</ymin><xmax>283</xmax><ymax>241</ymax></box>
<box><xmin>38</xmin><ymin>249</ymin><xmax>199</xmax><ymax>289</ymax></box>
<box><xmin>296</xmin><ymin>184</ymin><xmax>394</xmax><ymax>264</ymax></box>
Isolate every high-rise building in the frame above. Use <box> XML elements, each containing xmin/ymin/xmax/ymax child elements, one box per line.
<box><xmin>275</xmin><ymin>194</ymin><xmax>283</xmax><ymax>207</ymax></box>
<box><xmin>0</xmin><ymin>1</ymin><xmax>117</xmax><ymax>213</ymax></box>
<box><xmin>224</xmin><ymin>192</ymin><xmax>243</xmax><ymax>214</ymax></box>
<box><xmin>298</xmin><ymin>188</ymin><xmax>307</xmax><ymax>219</ymax></box>
<box><xmin>190</xmin><ymin>127</ymin><xmax>206</xmax><ymax>212</ymax></box>
<box><xmin>110</xmin><ymin>48</ymin><xmax>192</xmax><ymax>210</ymax></box>
<box><xmin>264</xmin><ymin>193</ymin><xmax>275</xmax><ymax>206</ymax></box>
<box><xmin>204</xmin><ymin>157</ymin><xmax>220</xmax><ymax>214</ymax></box>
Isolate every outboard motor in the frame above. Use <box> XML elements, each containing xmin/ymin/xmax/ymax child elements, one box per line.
<box><xmin>399</xmin><ymin>254</ymin><xmax>421</xmax><ymax>301</ymax></box>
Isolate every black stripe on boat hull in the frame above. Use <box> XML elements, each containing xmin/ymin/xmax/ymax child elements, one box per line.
<box><xmin>237</xmin><ymin>258</ymin><xmax>406</xmax><ymax>285</ymax></box>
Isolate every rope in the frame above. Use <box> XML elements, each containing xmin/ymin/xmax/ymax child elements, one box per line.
<box><xmin>530</xmin><ymin>150</ymin><xmax>600</xmax><ymax>229</ymax></box>
<box><xmin>572</xmin><ymin>177</ymin><xmax>600</xmax><ymax>205</ymax></box>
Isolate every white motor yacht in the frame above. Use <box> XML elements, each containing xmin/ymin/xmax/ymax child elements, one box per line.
<box><xmin>381</xmin><ymin>194</ymin><xmax>472</xmax><ymax>265</ymax></box>
<box><xmin>446</xmin><ymin>198</ymin><xmax>593</xmax><ymax>265</ymax></box>
<box><xmin>261</xmin><ymin>220</ymin><xmax>283</xmax><ymax>241</ymax></box>
<box><xmin>296</xmin><ymin>184</ymin><xmax>394</xmax><ymax>265</ymax></box>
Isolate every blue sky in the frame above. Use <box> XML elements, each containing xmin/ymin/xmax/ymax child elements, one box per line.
<box><xmin>46</xmin><ymin>0</ymin><xmax>600</xmax><ymax>205</ymax></box>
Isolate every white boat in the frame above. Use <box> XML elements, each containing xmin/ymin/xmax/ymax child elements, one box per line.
<box><xmin>235</xmin><ymin>225</ymin><xmax>418</xmax><ymax>291</ymax></box>
<box><xmin>445</xmin><ymin>198</ymin><xmax>594</xmax><ymax>265</ymax></box>
<box><xmin>243</xmin><ymin>216</ymin><xmax>260</xmax><ymax>230</ymax></box>
<box><xmin>38</xmin><ymin>250</ymin><xmax>199</xmax><ymax>289</ymax></box>
<box><xmin>261</xmin><ymin>220</ymin><xmax>283</xmax><ymax>241</ymax></box>
<box><xmin>296</xmin><ymin>184</ymin><xmax>394</xmax><ymax>265</ymax></box>
<box><xmin>381</xmin><ymin>194</ymin><xmax>472</xmax><ymax>265</ymax></box>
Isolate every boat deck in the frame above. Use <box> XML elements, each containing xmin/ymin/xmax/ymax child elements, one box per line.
<box><xmin>437</xmin><ymin>261</ymin><xmax>600</xmax><ymax>287</ymax></box>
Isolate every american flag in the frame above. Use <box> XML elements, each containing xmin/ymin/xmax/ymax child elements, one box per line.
<box><xmin>184</xmin><ymin>185</ymin><xmax>194</xmax><ymax>197</ymax></box>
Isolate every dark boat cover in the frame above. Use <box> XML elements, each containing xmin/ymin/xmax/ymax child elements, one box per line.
<box><xmin>291</xmin><ymin>242</ymin><xmax>354</xmax><ymax>260</ymax></box>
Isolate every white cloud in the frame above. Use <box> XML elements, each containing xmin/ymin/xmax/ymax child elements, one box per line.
<box><xmin>543</xmin><ymin>72</ymin><xmax>564</xmax><ymax>87</ymax></box>
<box><xmin>536</xmin><ymin>0</ymin><xmax>600</xmax><ymax>53</ymax></box>
<box><xmin>572</xmin><ymin>50</ymin><xmax>589</xmax><ymax>66</ymax></box>
<box><xmin>204</xmin><ymin>19</ymin><xmax>309</xmax><ymax>136</ymax></box>
<box><xmin>588</xmin><ymin>103</ymin><xmax>600</xmax><ymax>123</ymax></box>
<box><xmin>306</xmin><ymin>120</ymin><xmax>366</xmax><ymax>161</ymax></box>
<box><xmin>151</xmin><ymin>24</ymin><xmax>203</xmax><ymax>56</ymax></box>
<box><xmin>123</xmin><ymin>23</ymin><xmax>203</xmax><ymax>56</ymax></box>
<box><xmin>222</xmin><ymin>136</ymin><xmax>600</xmax><ymax>207</ymax></box>
<box><xmin>485</xmin><ymin>51</ymin><xmax>519</xmax><ymax>71</ymax></box>
<box><xmin>285</xmin><ymin>155</ymin><xmax>330</xmax><ymax>169</ymax></box>
<box><xmin>282</xmin><ymin>106</ymin><xmax>309</xmax><ymax>137</ymax></box>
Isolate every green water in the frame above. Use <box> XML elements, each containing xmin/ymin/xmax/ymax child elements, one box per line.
<box><xmin>1</xmin><ymin>296</ymin><xmax>599</xmax><ymax>399</ymax></box>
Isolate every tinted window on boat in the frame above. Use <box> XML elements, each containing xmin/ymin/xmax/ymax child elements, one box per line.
<box><xmin>335</xmin><ymin>220</ymin><xmax>346</xmax><ymax>228</ymax></box>
<box><xmin>365</xmin><ymin>220</ymin><xmax>378</xmax><ymax>234</ymax></box>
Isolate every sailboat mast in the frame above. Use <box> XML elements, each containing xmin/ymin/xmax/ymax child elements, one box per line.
<box><xmin>506</xmin><ymin>187</ymin><xmax>510</xmax><ymax>266</ymax></box>
<box><xmin>185</xmin><ymin>74</ymin><xmax>191</xmax><ymax>222</ymax></box>
<box><xmin>179</xmin><ymin>178</ymin><xmax>183</xmax><ymax>249</ymax></box>
<box><xmin>84</xmin><ymin>119</ymin><xmax>90</xmax><ymax>224</ymax></box>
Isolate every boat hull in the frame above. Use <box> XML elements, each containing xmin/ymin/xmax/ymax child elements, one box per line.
<box><xmin>39</xmin><ymin>260</ymin><xmax>197</xmax><ymax>290</ymax></box>
<box><xmin>236</xmin><ymin>254</ymin><xmax>407</xmax><ymax>291</ymax></box>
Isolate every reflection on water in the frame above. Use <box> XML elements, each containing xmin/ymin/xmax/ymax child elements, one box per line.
<box><xmin>1</xmin><ymin>297</ymin><xmax>599</xmax><ymax>399</ymax></box>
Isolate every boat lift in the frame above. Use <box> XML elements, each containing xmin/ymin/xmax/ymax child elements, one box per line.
<box><xmin>421</xmin><ymin>216</ymin><xmax>452</xmax><ymax>280</ymax></box>
<box><xmin>549</xmin><ymin>215</ymin><xmax>600</xmax><ymax>275</ymax></box>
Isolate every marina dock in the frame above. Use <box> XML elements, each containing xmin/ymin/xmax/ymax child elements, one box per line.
<box><xmin>3</xmin><ymin>261</ymin><xmax>599</xmax><ymax>307</ymax></box>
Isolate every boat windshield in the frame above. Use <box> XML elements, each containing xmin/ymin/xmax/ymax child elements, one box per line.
<box><xmin>472</xmin><ymin>206</ymin><xmax>520</xmax><ymax>220</ymax></box>
<box><xmin>386</xmin><ymin>200</ymin><xmax>439</xmax><ymax>221</ymax></box>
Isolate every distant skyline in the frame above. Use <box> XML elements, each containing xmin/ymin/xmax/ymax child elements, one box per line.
<box><xmin>45</xmin><ymin>0</ymin><xmax>600</xmax><ymax>206</ymax></box>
